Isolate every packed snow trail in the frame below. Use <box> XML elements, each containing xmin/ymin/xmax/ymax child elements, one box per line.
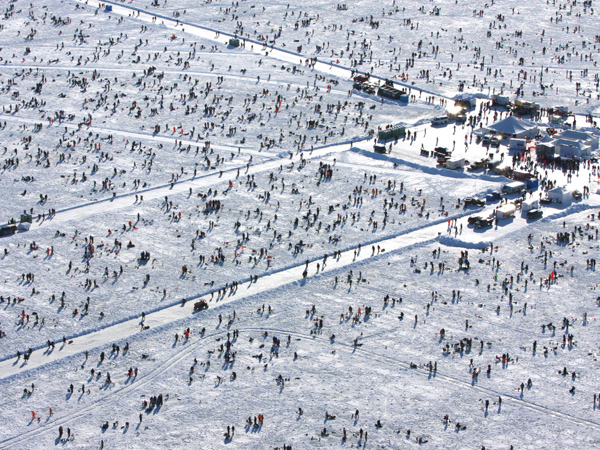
<box><xmin>0</xmin><ymin>204</ymin><xmax>529</xmax><ymax>381</ymax></box>
<box><xmin>0</xmin><ymin>118</ymin><xmax>363</xmax><ymax>229</ymax></box>
<box><xmin>75</xmin><ymin>0</ymin><xmax>450</xmax><ymax>101</ymax></box>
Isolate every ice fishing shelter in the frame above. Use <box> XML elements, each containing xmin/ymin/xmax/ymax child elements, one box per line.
<box><xmin>521</xmin><ymin>198</ymin><xmax>539</xmax><ymax>212</ymax></box>
<box><xmin>548</xmin><ymin>186</ymin><xmax>572</xmax><ymax>204</ymax></box>
<box><xmin>453</xmin><ymin>93</ymin><xmax>477</xmax><ymax>108</ymax></box>
<box><xmin>509</xmin><ymin>138</ymin><xmax>527</xmax><ymax>151</ymax></box>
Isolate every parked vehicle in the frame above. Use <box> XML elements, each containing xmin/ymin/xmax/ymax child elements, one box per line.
<box><xmin>468</xmin><ymin>159</ymin><xmax>487</xmax><ymax>171</ymax></box>
<box><xmin>540</xmin><ymin>197</ymin><xmax>553</xmax><ymax>205</ymax></box>
<box><xmin>475</xmin><ymin>218</ymin><xmax>493</xmax><ymax>229</ymax></box>
<box><xmin>0</xmin><ymin>224</ymin><xmax>17</xmax><ymax>237</ymax></box>
<box><xmin>572</xmin><ymin>190</ymin><xmax>582</xmax><ymax>200</ymax></box>
<box><xmin>464</xmin><ymin>197</ymin><xmax>485</xmax><ymax>207</ymax></box>
<box><xmin>502</xmin><ymin>181</ymin><xmax>527</xmax><ymax>194</ymax></box>
<box><xmin>490</xmin><ymin>136</ymin><xmax>501</xmax><ymax>147</ymax></box>
<box><xmin>468</xmin><ymin>215</ymin><xmax>484</xmax><ymax>225</ymax></box>
<box><xmin>374</xmin><ymin>144</ymin><xmax>389</xmax><ymax>154</ymax></box>
<box><xmin>485</xmin><ymin>191</ymin><xmax>502</xmax><ymax>203</ymax></box>
<box><xmin>526</xmin><ymin>209</ymin><xmax>543</xmax><ymax>220</ymax></box>
<box><xmin>432</xmin><ymin>116</ymin><xmax>449</xmax><ymax>125</ymax></box>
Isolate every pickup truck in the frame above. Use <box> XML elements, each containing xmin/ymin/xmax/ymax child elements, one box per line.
<box><xmin>464</xmin><ymin>197</ymin><xmax>486</xmax><ymax>207</ymax></box>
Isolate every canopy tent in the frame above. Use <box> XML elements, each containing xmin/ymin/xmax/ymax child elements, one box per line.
<box><xmin>553</xmin><ymin>139</ymin><xmax>591</xmax><ymax>159</ymax></box>
<box><xmin>486</xmin><ymin>116</ymin><xmax>538</xmax><ymax>138</ymax></box>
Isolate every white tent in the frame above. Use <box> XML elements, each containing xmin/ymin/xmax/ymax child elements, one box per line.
<box><xmin>548</xmin><ymin>186</ymin><xmax>572</xmax><ymax>204</ymax></box>
<box><xmin>486</xmin><ymin>116</ymin><xmax>537</xmax><ymax>138</ymax></box>
<box><xmin>556</xmin><ymin>129</ymin><xmax>599</xmax><ymax>151</ymax></box>
<box><xmin>553</xmin><ymin>139</ymin><xmax>591</xmax><ymax>159</ymax></box>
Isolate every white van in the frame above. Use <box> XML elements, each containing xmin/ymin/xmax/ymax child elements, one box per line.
<box><xmin>432</xmin><ymin>116</ymin><xmax>448</xmax><ymax>125</ymax></box>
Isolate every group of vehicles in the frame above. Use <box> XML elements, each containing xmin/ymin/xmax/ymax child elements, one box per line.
<box><xmin>479</xmin><ymin>134</ymin><xmax>501</xmax><ymax>147</ymax></box>
<box><xmin>464</xmin><ymin>179</ymin><xmax>546</xmax><ymax>230</ymax></box>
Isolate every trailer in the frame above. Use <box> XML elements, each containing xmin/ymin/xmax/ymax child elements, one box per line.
<box><xmin>491</xmin><ymin>95</ymin><xmax>511</xmax><ymax>107</ymax></box>
<box><xmin>502</xmin><ymin>181</ymin><xmax>526</xmax><ymax>194</ymax></box>
<box><xmin>377</xmin><ymin>84</ymin><xmax>406</xmax><ymax>100</ymax></box>
<box><xmin>496</xmin><ymin>204</ymin><xmax>516</xmax><ymax>219</ymax></box>
<box><xmin>521</xmin><ymin>198</ymin><xmax>539</xmax><ymax>212</ymax></box>
<box><xmin>444</xmin><ymin>158</ymin><xmax>465</xmax><ymax>170</ymax></box>
<box><xmin>378</xmin><ymin>125</ymin><xmax>405</xmax><ymax>140</ymax></box>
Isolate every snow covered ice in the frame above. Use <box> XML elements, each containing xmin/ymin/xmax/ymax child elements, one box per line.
<box><xmin>0</xmin><ymin>0</ymin><xmax>599</xmax><ymax>448</ymax></box>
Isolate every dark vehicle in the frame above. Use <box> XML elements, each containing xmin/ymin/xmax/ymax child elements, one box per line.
<box><xmin>485</xmin><ymin>191</ymin><xmax>502</xmax><ymax>203</ymax></box>
<box><xmin>464</xmin><ymin>197</ymin><xmax>485</xmax><ymax>207</ymax></box>
<box><xmin>353</xmin><ymin>74</ymin><xmax>369</xmax><ymax>83</ymax></box>
<box><xmin>194</xmin><ymin>300</ymin><xmax>208</xmax><ymax>311</ymax></box>
<box><xmin>434</xmin><ymin>146</ymin><xmax>451</xmax><ymax>155</ymax></box>
<box><xmin>0</xmin><ymin>224</ymin><xmax>17</xmax><ymax>237</ymax></box>
<box><xmin>526</xmin><ymin>209</ymin><xmax>543</xmax><ymax>220</ymax></box>
<box><xmin>474</xmin><ymin>218</ymin><xmax>493</xmax><ymax>229</ymax></box>
<box><xmin>468</xmin><ymin>160</ymin><xmax>487</xmax><ymax>171</ymax></box>
<box><xmin>455</xmin><ymin>114</ymin><xmax>467</xmax><ymax>124</ymax></box>
<box><xmin>468</xmin><ymin>215</ymin><xmax>483</xmax><ymax>225</ymax></box>
<box><xmin>572</xmin><ymin>190</ymin><xmax>582</xmax><ymax>200</ymax></box>
<box><xmin>374</xmin><ymin>144</ymin><xmax>389</xmax><ymax>154</ymax></box>
<box><xmin>540</xmin><ymin>197</ymin><xmax>553</xmax><ymax>205</ymax></box>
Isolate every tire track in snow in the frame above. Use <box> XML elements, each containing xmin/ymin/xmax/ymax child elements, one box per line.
<box><xmin>3</xmin><ymin>321</ymin><xmax>598</xmax><ymax>449</ymax></box>
<box><xmin>241</xmin><ymin>326</ymin><xmax>600</xmax><ymax>431</ymax></box>
<box><xmin>0</xmin><ymin>326</ymin><xmax>229</xmax><ymax>449</ymax></box>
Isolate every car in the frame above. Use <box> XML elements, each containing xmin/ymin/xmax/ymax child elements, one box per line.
<box><xmin>490</xmin><ymin>136</ymin><xmax>501</xmax><ymax>147</ymax></box>
<box><xmin>468</xmin><ymin>215</ymin><xmax>483</xmax><ymax>225</ymax></box>
<box><xmin>464</xmin><ymin>197</ymin><xmax>485</xmax><ymax>207</ymax></box>
<box><xmin>468</xmin><ymin>159</ymin><xmax>487</xmax><ymax>171</ymax></box>
<box><xmin>572</xmin><ymin>190</ymin><xmax>582</xmax><ymax>200</ymax></box>
<box><xmin>526</xmin><ymin>209</ymin><xmax>543</xmax><ymax>220</ymax></box>
<box><xmin>0</xmin><ymin>224</ymin><xmax>17</xmax><ymax>237</ymax></box>
<box><xmin>474</xmin><ymin>218</ymin><xmax>493</xmax><ymax>229</ymax></box>
<box><xmin>434</xmin><ymin>146</ymin><xmax>450</xmax><ymax>155</ymax></box>
<box><xmin>455</xmin><ymin>114</ymin><xmax>467</xmax><ymax>124</ymax></box>
<box><xmin>487</xmin><ymin>191</ymin><xmax>502</xmax><ymax>201</ymax></box>
<box><xmin>540</xmin><ymin>197</ymin><xmax>553</xmax><ymax>205</ymax></box>
<box><xmin>481</xmin><ymin>135</ymin><xmax>491</xmax><ymax>145</ymax></box>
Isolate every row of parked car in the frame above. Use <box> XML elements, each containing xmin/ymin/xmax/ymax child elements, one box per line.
<box><xmin>479</xmin><ymin>134</ymin><xmax>502</xmax><ymax>147</ymax></box>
